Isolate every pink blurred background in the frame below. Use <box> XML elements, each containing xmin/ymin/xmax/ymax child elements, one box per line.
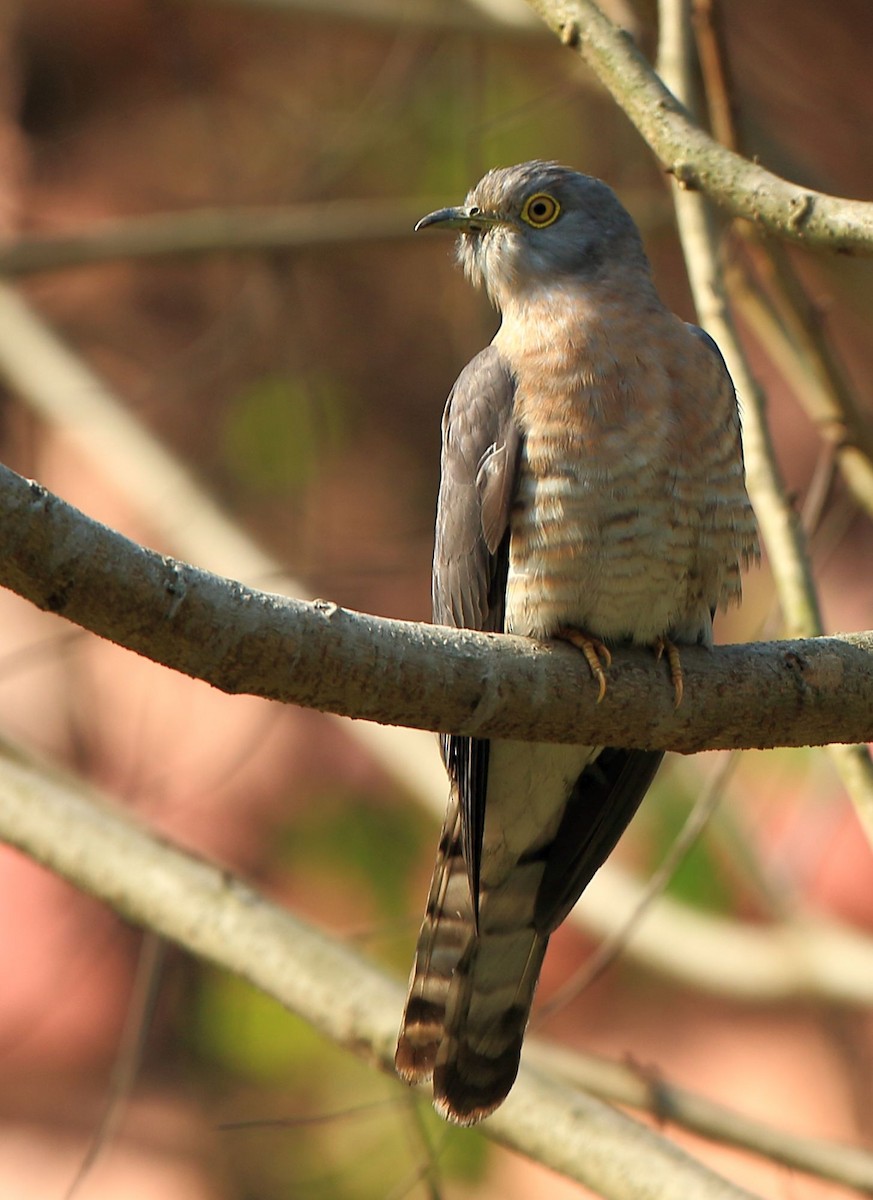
<box><xmin>0</xmin><ymin>1</ymin><xmax>872</xmax><ymax>1196</ymax></box>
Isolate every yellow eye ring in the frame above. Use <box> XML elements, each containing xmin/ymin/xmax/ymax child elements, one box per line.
<box><xmin>520</xmin><ymin>192</ymin><xmax>561</xmax><ymax>228</ymax></box>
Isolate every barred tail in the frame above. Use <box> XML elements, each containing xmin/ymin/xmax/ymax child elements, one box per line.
<box><xmin>396</xmin><ymin>785</ymin><xmax>550</xmax><ymax>1125</ymax></box>
<box><xmin>433</xmin><ymin>924</ymin><xmax>548</xmax><ymax>1125</ymax></box>
<box><xmin>395</xmin><ymin>787</ymin><xmax>471</xmax><ymax>1084</ymax></box>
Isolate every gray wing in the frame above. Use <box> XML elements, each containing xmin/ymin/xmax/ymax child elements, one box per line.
<box><xmin>433</xmin><ymin>345</ymin><xmax>519</xmax><ymax>631</ymax></box>
<box><xmin>433</xmin><ymin>345</ymin><xmax>520</xmax><ymax>910</ymax></box>
<box><xmin>686</xmin><ymin>321</ymin><xmax>744</xmax><ymax>463</ymax></box>
<box><xmin>686</xmin><ymin>322</ymin><xmax>731</xmax><ymax>376</ymax></box>
<box><xmin>686</xmin><ymin>322</ymin><xmax>760</xmax><ymax>585</ymax></box>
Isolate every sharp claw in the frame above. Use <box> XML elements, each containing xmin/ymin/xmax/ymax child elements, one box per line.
<box><xmin>654</xmin><ymin>637</ymin><xmax>684</xmax><ymax>708</ymax></box>
<box><xmin>592</xmin><ymin>662</ymin><xmax>607</xmax><ymax>705</ymax></box>
<box><xmin>556</xmin><ymin>628</ymin><xmax>612</xmax><ymax>703</ymax></box>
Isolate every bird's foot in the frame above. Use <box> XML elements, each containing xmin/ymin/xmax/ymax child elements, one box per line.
<box><xmin>654</xmin><ymin>637</ymin><xmax>684</xmax><ymax>708</ymax></box>
<box><xmin>556</xmin><ymin>627</ymin><xmax>612</xmax><ymax>703</ymax></box>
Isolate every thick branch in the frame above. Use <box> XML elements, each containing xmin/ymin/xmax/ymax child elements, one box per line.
<box><xmin>6</xmin><ymin>732</ymin><xmax>873</xmax><ymax>1192</ymax></box>
<box><xmin>524</xmin><ymin>0</ymin><xmax>873</xmax><ymax>253</ymax></box>
<box><xmin>1</xmin><ymin>462</ymin><xmax>872</xmax><ymax>752</ymax></box>
<box><xmin>0</xmin><ymin>737</ymin><xmax>767</xmax><ymax>1200</ymax></box>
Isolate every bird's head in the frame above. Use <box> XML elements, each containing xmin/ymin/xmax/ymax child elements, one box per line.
<box><xmin>416</xmin><ymin>161</ymin><xmax>649</xmax><ymax>310</ymax></box>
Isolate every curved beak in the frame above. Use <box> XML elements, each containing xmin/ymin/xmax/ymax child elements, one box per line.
<box><xmin>414</xmin><ymin>205</ymin><xmax>501</xmax><ymax>233</ymax></box>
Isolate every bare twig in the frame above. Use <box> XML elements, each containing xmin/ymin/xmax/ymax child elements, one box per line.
<box><xmin>578</xmin><ymin>859</ymin><xmax>873</xmax><ymax>1006</ymax></box>
<box><xmin>177</xmin><ymin>0</ymin><xmax>548</xmax><ymax>36</ymax></box>
<box><xmin>0</xmin><ymin>190</ymin><xmax>674</xmax><ymax>277</ymax></box>
<box><xmin>530</xmin><ymin>1043</ymin><xmax>873</xmax><ymax>1195</ymax></box>
<box><xmin>523</xmin><ymin>0</ymin><xmax>873</xmax><ymax>253</ymax></box>
<box><xmin>537</xmin><ymin>753</ymin><xmax>738</xmax><ymax>1020</ymax></box>
<box><xmin>727</xmin><ymin>245</ymin><xmax>873</xmax><ymax>521</ymax></box>
<box><xmin>6</xmin><ymin>730</ymin><xmax>873</xmax><ymax>1192</ymax></box>
<box><xmin>688</xmin><ymin>2</ymin><xmax>873</xmax><ymax>521</ymax></box>
<box><xmin>657</xmin><ymin>0</ymin><xmax>820</xmax><ymax>644</ymax></box>
<box><xmin>64</xmin><ymin>932</ymin><xmax>166</xmax><ymax>1200</ymax></box>
<box><xmin>0</xmin><ymin>200</ymin><xmax>433</xmax><ymax>276</ymax></box>
<box><xmin>654</xmin><ymin>0</ymin><xmax>873</xmax><ymax>847</ymax></box>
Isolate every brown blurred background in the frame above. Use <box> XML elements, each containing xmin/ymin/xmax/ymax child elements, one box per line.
<box><xmin>0</xmin><ymin>0</ymin><xmax>871</xmax><ymax>1196</ymax></box>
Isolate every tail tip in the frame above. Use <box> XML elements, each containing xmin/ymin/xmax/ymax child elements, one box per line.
<box><xmin>432</xmin><ymin>1091</ymin><xmax>504</xmax><ymax>1127</ymax></box>
<box><xmin>394</xmin><ymin>1030</ymin><xmax>437</xmax><ymax>1086</ymax></box>
<box><xmin>431</xmin><ymin>1047</ymin><xmax>522</xmax><ymax>1126</ymax></box>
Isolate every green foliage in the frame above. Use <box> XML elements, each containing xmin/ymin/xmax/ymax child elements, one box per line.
<box><xmin>279</xmin><ymin>788</ymin><xmax>430</xmax><ymax>920</ymax></box>
<box><xmin>189</xmin><ymin>970</ymin><xmax>489</xmax><ymax>1196</ymax></box>
<box><xmin>640</xmin><ymin>776</ymin><xmax>733</xmax><ymax>914</ymax></box>
<box><xmin>194</xmin><ymin>970</ymin><xmax>329</xmax><ymax>1082</ymax></box>
<box><xmin>222</xmin><ymin>370</ymin><xmax>349</xmax><ymax>493</ymax></box>
<box><xmin>414</xmin><ymin>1100</ymin><xmax>491</xmax><ymax>1185</ymax></box>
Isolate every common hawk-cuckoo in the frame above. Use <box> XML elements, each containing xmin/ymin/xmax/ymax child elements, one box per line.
<box><xmin>395</xmin><ymin>161</ymin><xmax>758</xmax><ymax>1125</ymax></box>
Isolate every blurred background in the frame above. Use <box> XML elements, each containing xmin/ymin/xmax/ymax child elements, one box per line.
<box><xmin>0</xmin><ymin>0</ymin><xmax>871</xmax><ymax>1196</ymax></box>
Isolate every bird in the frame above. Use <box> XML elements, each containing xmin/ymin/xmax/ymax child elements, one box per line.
<box><xmin>395</xmin><ymin>161</ymin><xmax>759</xmax><ymax>1126</ymax></box>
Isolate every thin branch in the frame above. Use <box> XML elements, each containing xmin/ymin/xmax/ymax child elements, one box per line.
<box><xmin>1</xmin><ymin>461</ymin><xmax>873</xmax><ymax>752</ymax></box>
<box><xmin>0</xmin><ymin>189</ymin><xmax>673</xmax><ymax>278</ymax></box>
<box><xmin>0</xmin><ymin>280</ymin><xmax>445</xmax><ymax>809</ymax></box>
<box><xmin>0</xmin><ymin>200</ymin><xmax>433</xmax><ymax>276</ymax></box>
<box><xmin>523</xmin><ymin>0</ymin><xmax>873</xmax><ymax>253</ymax></box>
<box><xmin>727</xmin><ymin>263</ymin><xmax>873</xmax><ymax>520</ymax></box>
<box><xmin>579</xmin><ymin>860</ymin><xmax>873</xmax><ymax>1007</ymax></box>
<box><xmin>7</xmin><ymin>725</ymin><xmax>873</xmax><ymax>1193</ymax></box>
<box><xmin>654</xmin><ymin>0</ymin><xmax>873</xmax><ymax>849</ymax></box>
<box><xmin>656</xmin><ymin>2</ymin><xmax>820</xmax><ymax>641</ymax></box>
<box><xmin>0</xmin><ymin>736</ymin><xmax>764</xmax><ymax>1200</ymax></box>
<box><xmin>688</xmin><ymin>0</ymin><xmax>873</xmax><ymax>522</ymax></box>
<box><xmin>177</xmin><ymin>0</ymin><xmax>549</xmax><ymax>36</ymax></box>
<box><xmin>530</xmin><ymin>1043</ymin><xmax>873</xmax><ymax>1195</ymax></box>
<box><xmin>537</xmin><ymin>752</ymin><xmax>738</xmax><ymax>1020</ymax></box>
<box><xmin>64</xmin><ymin>932</ymin><xmax>166</xmax><ymax>1200</ymax></box>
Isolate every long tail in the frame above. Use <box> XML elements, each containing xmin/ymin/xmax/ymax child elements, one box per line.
<box><xmin>396</xmin><ymin>744</ymin><xmax>663</xmax><ymax>1124</ymax></box>
<box><xmin>395</xmin><ymin>788</ymin><xmax>471</xmax><ymax>1086</ymax></box>
<box><xmin>395</xmin><ymin>785</ymin><xmax>549</xmax><ymax>1125</ymax></box>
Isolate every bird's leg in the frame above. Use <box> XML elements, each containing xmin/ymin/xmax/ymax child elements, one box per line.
<box><xmin>555</xmin><ymin>627</ymin><xmax>612</xmax><ymax>703</ymax></box>
<box><xmin>654</xmin><ymin>636</ymin><xmax>684</xmax><ymax>708</ymax></box>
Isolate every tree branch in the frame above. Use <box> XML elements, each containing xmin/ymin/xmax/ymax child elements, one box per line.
<box><xmin>0</xmin><ymin>200</ymin><xmax>433</xmax><ymax>276</ymax></box>
<box><xmin>0</xmin><ymin>281</ymin><xmax>447</xmax><ymax>809</ymax></box>
<box><xmin>3</xmin><ymin>279</ymin><xmax>868</xmax><ymax>1002</ymax></box>
<box><xmin>580</xmin><ymin>861</ymin><xmax>873</xmax><ymax>1007</ymax></box>
<box><xmin>523</xmin><ymin>0</ymin><xmax>873</xmax><ymax>253</ymax></box>
<box><xmin>1</xmin><ymin>460</ymin><xmax>872</xmax><ymax>752</ymax></box>
<box><xmin>653</xmin><ymin>0</ymin><xmax>873</xmax><ymax>847</ymax></box>
<box><xmin>726</xmin><ymin>258</ymin><xmax>873</xmax><ymax>521</ymax></box>
<box><xmin>530</xmin><ymin>1041</ymin><xmax>873</xmax><ymax>1194</ymax></box>
<box><xmin>6</xmin><ymin>279</ymin><xmax>867</xmax><ymax>1000</ymax></box>
<box><xmin>0</xmin><ymin>734</ymin><xmax>784</xmax><ymax>1200</ymax></box>
<box><xmin>6</xmin><ymin>729</ymin><xmax>873</xmax><ymax>1195</ymax></box>
<box><xmin>178</xmin><ymin>0</ymin><xmax>548</xmax><ymax>36</ymax></box>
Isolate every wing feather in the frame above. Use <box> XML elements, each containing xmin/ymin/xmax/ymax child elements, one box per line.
<box><xmin>433</xmin><ymin>346</ymin><xmax>519</xmax><ymax>913</ymax></box>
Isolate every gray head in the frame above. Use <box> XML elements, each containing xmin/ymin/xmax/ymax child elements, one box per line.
<box><xmin>416</xmin><ymin>161</ymin><xmax>651</xmax><ymax>309</ymax></box>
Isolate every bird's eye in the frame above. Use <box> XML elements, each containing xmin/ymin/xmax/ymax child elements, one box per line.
<box><xmin>520</xmin><ymin>192</ymin><xmax>561</xmax><ymax>228</ymax></box>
